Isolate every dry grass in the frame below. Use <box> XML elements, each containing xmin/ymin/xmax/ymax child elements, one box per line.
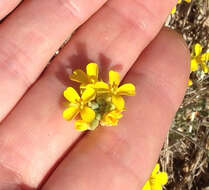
<box><xmin>160</xmin><ymin>0</ymin><xmax>209</xmax><ymax>189</ymax></box>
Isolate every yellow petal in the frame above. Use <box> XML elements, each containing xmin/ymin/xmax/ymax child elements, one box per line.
<box><xmin>75</xmin><ymin>120</ymin><xmax>89</xmax><ymax>131</ymax></box>
<box><xmin>150</xmin><ymin>182</ymin><xmax>163</xmax><ymax>190</ymax></box>
<box><xmin>81</xmin><ymin>87</ymin><xmax>96</xmax><ymax>102</ymax></box>
<box><xmin>112</xmin><ymin>95</ymin><xmax>125</xmax><ymax>111</ymax></box>
<box><xmin>200</xmin><ymin>62</ymin><xmax>209</xmax><ymax>73</ymax></box>
<box><xmin>95</xmin><ymin>81</ymin><xmax>109</xmax><ymax>93</ymax></box>
<box><xmin>201</xmin><ymin>52</ymin><xmax>209</xmax><ymax>61</ymax></box>
<box><xmin>156</xmin><ymin>172</ymin><xmax>168</xmax><ymax>185</ymax></box>
<box><xmin>101</xmin><ymin>110</ymin><xmax>123</xmax><ymax>126</ymax></box>
<box><xmin>117</xmin><ymin>83</ymin><xmax>136</xmax><ymax>96</ymax></box>
<box><xmin>86</xmin><ymin>63</ymin><xmax>98</xmax><ymax>78</ymax></box>
<box><xmin>81</xmin><ymin>106</ymin><xmax>95</xmax><ymax>122</ymax></box>
<box><xmin>184</xmin><ymin>0</ymin><xmax>191</xmax><ymax>2</ymax></box>
<box><xmin>112</xmin><ymin>110</ymin><xmax>123</xmax><ymax>119</ymax></box>
<box><xmin>70</xmin><ymin>69</ymin><xmax>88</xmax><ymax>83</ymax></box>
<box><xmin>64</xmin><ymin>87</ymin><xmax>80</xmax><ymax>103</ymax></box>
<box><xmin>142</xmin><ymin>181</ymin><xmax>151</xmax><ymax>190</ymax></box>
<box><xmin>95</xmin><ymin>81</ymin><xmax>109</xmax><ymax>89</ymax></box>
<box><xmin>170</xmin><ymin>6</ymin><xmax>176</xmax><ymax>14</ymax></box>
<box><xmin>178</xmin><ymin>0</ymin><xmax>182</xmax><ymax>3</ymax></box>
<box><xmin>80</xmin><ymin>83</ymin><xmax>94</xmax><ymax>89</ymax></box>
<box><xmin>63</xmin><ymin>106</ymin><xmax>79</xmax><ymax>120</ymax></box>
<box><xmin>194</xmin><ymin>43</ymin><xmax>202</xmax><ymax>56</ymax></box>
<box><xmin>188</xmin><ymin>79</ymin><xmax>193</xmax><ymax>86</ymax></box>
<box><xmin>109</xmin><ymin>70</ymin><xmax>120</xmax><ymax>86</ymax></box>
<box><xmin>190</xmin><ymin>59</ymin><xmax>199</xmax><ymax>72</ymax></box>
<box><xmin>152</xmin><ymin>164</ymin><xmax>160</xmax><ymax>175</ymax></box>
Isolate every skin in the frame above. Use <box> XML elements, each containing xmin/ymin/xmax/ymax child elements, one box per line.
<box><xmin>0</xmin><ymin>0</ymin><xmax>190</xmax><ymax>189</ymax></box>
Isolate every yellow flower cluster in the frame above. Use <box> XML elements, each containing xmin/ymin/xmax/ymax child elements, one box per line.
<box><xmin>188</xmin><ymin>43</ymin><xmax>209</xmax><ymax>86</ymax></box>
<box><xmin>171</xmin><ymin>0</ymin><xmax>191</xmax><ymax>14</ymax></box>
<box><xmin>62</xmin><ymin>63</ymin><xmax>136</xmax><ymax>131</ymax></box>
<box><xmin>142</xmin><ymin>164</ymin><xmax>168</xmax><ymax>190</ymax></box>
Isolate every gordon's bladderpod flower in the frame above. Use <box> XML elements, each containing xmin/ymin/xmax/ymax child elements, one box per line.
<box><xmin>190</xmin><ymin>43</ymin><xmax>209</xmax><ymax>73</ymax></box>
<box><xmin>142</xmin><ymin>164</ymin><xmax>168</xmax><ymax>190</ymax></box>
<box><xmin>63</xmin><ymin>63</ymin><xmax>136</xmax><ymax>131</ymax></box>
<box><xmin>188</xmin><ymin>43</ymin><xmax>209</xmax><ymax>86</ymax></box>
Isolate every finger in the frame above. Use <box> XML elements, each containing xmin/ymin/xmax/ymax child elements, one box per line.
<box><xmin>0</xmin><ymin>0</ymin><xmax>22</xmax><ymax>20</ymax></box>
<box><xmin>0</xmin><ymin>0</ymin><xmax>107</xmax><ymax>121</ymax></box>
<box><xmin>0</xmin><ymin>0</ymin><xmax>177</xmax><ymax>188</ymax></box>
<box><xmin>42</xmin><ymin>28</ymin><xmax>190</xmax><ymax>190</ymax></box>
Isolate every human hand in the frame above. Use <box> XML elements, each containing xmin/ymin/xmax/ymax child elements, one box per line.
<box><xmin>0</xmin><ymin>0</ymin><xmax>190</xmax><ymax>189</ymax></box>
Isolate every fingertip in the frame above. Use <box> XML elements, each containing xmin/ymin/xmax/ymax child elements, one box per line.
<box><xmin>162</xmin><ymin>26</ymin><xmax>191</xmax><ymax>70</ymax></box>
<box><xmin>120</xmin><ymin>27</ymin><xmax>191</xmax><ymax>187</ymax></box>
<box><xmin>135</xmin><ymin>27</ymin><xmax>190</xmax><ymax>109</ymax></box>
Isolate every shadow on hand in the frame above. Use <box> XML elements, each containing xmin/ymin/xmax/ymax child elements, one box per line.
<box><xmin>54</xmin><ymin>42</ymin><xmax>123</xmax><ymax>87</ymax></box>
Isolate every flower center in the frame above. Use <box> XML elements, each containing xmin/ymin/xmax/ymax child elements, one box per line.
<box><xmin>75</xmin><ymin>99</ymin><xmax>85</xmax><ymax>110</ymax></box>
<box><xmin>110</xmin><ymin>83</ymin><xmax>118</xmax><ymax>95</ymax></box>
<box><xmin>80</xmin><ymin>101</ymin><xmax>85</xmax><ymax>110</ymax></box>
<box><xmin>196</xmin><ymin>56</ymin><xmax>202</xmax><ymax>63</ymax></box>
<box><xmin>89</xmin><ymin>76</ymin><xmax>97</xmax><ymax>84</ymax></box>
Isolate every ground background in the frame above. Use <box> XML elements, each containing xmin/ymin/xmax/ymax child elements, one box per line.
<box><xmin>160</xmin><ymin>0</ymin><xmax>209</xmax><ymax>189</ymax></box>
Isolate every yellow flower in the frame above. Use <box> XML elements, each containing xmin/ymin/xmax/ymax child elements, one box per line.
<box><xmin>75</xmin><ymin>116</ymin><xmax>101</xmax><ymax>131</ymax></box>
<box><xmin>101</xmin><ymin>110</ymin><xmax>123</xmax><ymax>126</ymax></box>
<box><xmin>188</xmin><ymin>79</ymin><xmax>193</xmax><ymax>86</ymax></box>
<box><xmin>63</xmin><ymin>87</ymin><xmax>96</xmax><ymax>123</ymax></box>
<box><xmin>170</xmin><ymin>6</ymin><xmax>177</xmax><ymax>14</ymax></box>
<box><xmin>74</xmin><ymin>120</ymin><xmax>90</xmax><ymax>131</ymax></box>
<box><xmin>190</xmin><ymin>43</ymin><xmax>209</xmax><ymax>73</ymax></box>
<box><xmin>70</xmin><ymin>63</ymin><xmax>99</xmax><ymax>88</ymax></box>
<box><xmin>95</xmin><ymin>70</ymin><xmax>136</xmax><ymax>111</ymax></box>
<box><xmin>63</xmin><ymin>63</ymin><xmax>136</xmax><ymax>131</ymax></box>
<box><xmin>142</xmin><ymin>164</ymin><xmax>168</xmax><ymax>190</ymax></box>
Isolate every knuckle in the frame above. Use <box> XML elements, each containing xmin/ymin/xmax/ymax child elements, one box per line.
<box><xmin>0</xmin><ymin>37</ymin><xmax>32</xmax><ymax>87</ymax></box>
<box><xmin>56</xmin><ymin>0</ymin><xmax>83</xmax><ymax>21</ymax></box>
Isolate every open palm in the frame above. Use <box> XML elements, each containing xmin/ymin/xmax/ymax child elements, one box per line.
<box><xmin>0</xmin><ymin>0</ymin><xmax>189</xmax><ymax>189</ymax></box>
